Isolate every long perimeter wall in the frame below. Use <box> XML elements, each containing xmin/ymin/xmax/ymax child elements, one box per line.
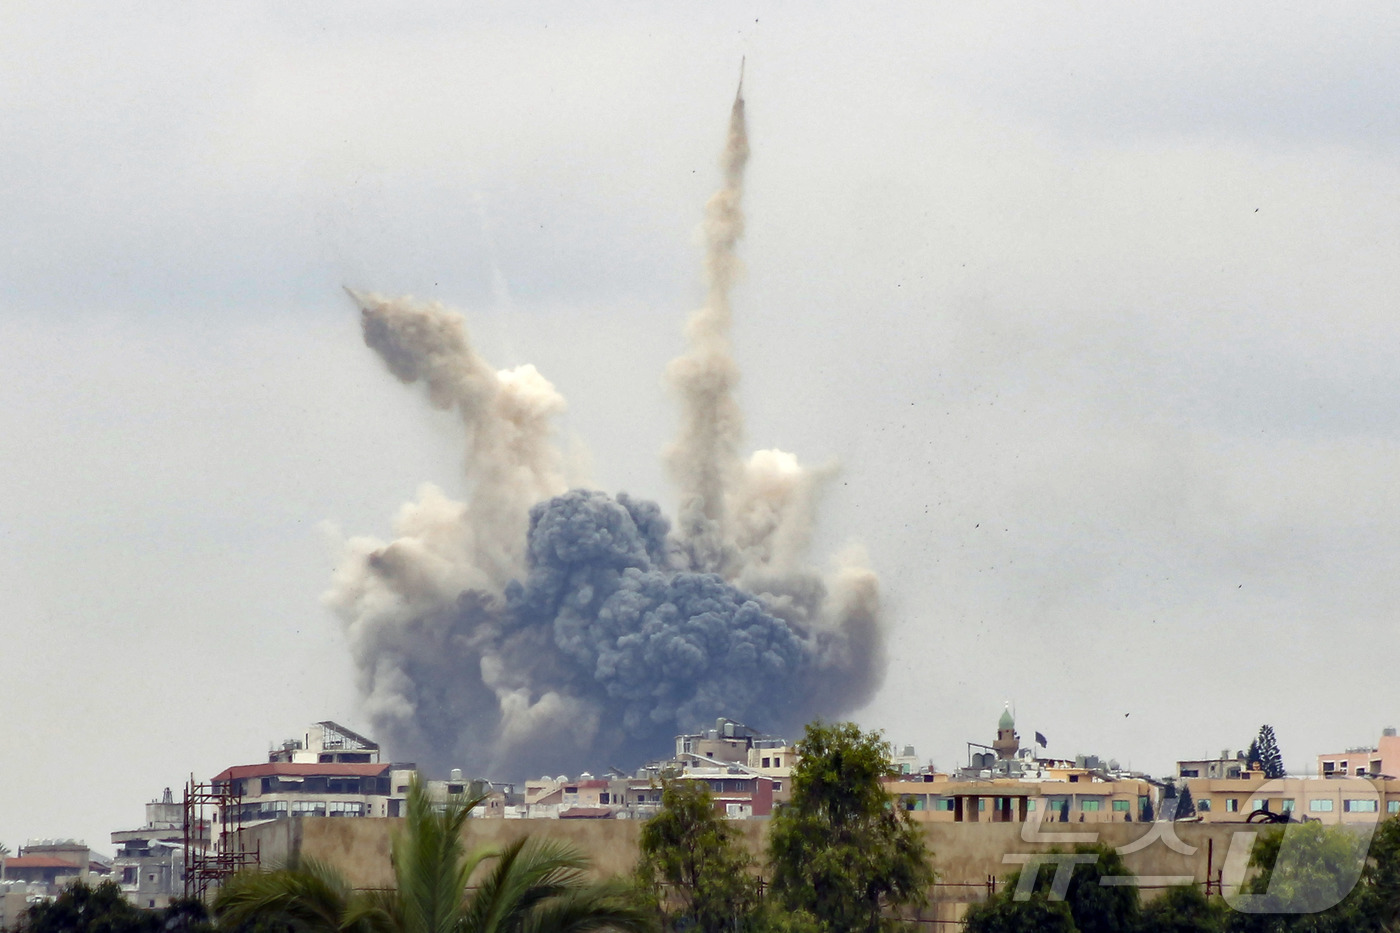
<box><xmin>244</xmin><ymin>816</ymin><xmax>1269</xmax><ymax>902</ymax></box>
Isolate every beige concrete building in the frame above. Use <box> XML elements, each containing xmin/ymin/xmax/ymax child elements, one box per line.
<box><xmin>1185</xmin><ymin>772</ymin><xmax>1400</xmax><ymax>824</ymax></box>
<box><xmin>746</xmin><ymin>744</ymin><xmax>796</xmax><ymax>804</ymax></box>
<box><xmin>887</xmin><ymin>776</ymin><xmax>1154</xmax><ymax>824</ymax></box>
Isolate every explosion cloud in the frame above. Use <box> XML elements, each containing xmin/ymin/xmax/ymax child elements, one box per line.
<box><xmin>327</xmin><ymin>79</ymin><xmax>886</xmax><ymax>778</ymax></box>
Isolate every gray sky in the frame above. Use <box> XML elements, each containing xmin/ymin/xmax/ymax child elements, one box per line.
<box><xmin>4</xmin><ymin>1</ymin><xmax>1400</xmax><ymax>852</ymax></box>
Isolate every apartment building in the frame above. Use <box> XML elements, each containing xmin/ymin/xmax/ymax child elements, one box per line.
<box><xmin>212</xmin><ymin>721</ymin><xmax>416</xmax><ymax>825</ymax></box>
<box><xmin>109</xmin><ymin>788</ymin><xmax>197</xmax><ymax>909</ymax></box>
<box><xmin>1185</xmin><ymin>772</ymin><xmax>1400</xmax><ymax>824</ymax></box>
<box><xmin>1317</xmin><ymin>728</ymin><xmax>1400</xmax><ymax>779</ymax></box>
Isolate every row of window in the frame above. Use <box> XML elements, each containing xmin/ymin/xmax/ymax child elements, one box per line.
<box><xmin>235</xmin><ymin>801</ymin><xmax>369</xmax><ymax>821</ymax></box>
<box><xmin>1321</xmin><ymin>760</ymin><xmax>1383</xmax><ymax>776</ymax></box>
<box><xmin>1203</xmin><ymin>797</ymin><xmax>1397</xmax><ymax>814</ymax></box>
<box><xmin>900</xmin><ymin>795</ymin><xmax>1145</xmax><ymax>813</ymax></box>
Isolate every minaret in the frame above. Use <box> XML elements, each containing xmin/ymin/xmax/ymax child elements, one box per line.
<box><xmin>993</xmin><ymin>706</ymin><xmax>1020</xmax><ymax>760</ymax></box>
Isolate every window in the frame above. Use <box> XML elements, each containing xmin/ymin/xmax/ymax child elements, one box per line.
<box><xmin>1180</xmin><ymin>769</ymin><xmax>1199</xmax><ymax>778</ymax></box>
<box><xmin>1026</xmin><ymin>800</ymin><xmax>1036</xmax><ymax>811</ymax></box>
<box><xmin>1199</xmin><ymin>799</ymin><xmax>1211</xmax><ymax>811</ymax></box>
<box><xmin>933</xmin><ymin>798</ymin><xmax>954</xmax><ymax>812</ymax></box>
<box><xmin>293</xmin><ymin>800</ymin><xmax>326</xmax><ymax>817</ymax></box>
<box><xmin>762</xmin><ymin>758</ymin><xmax>771</xmax><ymax>768</ymax></box>
<box><xmin>1323</xmin><ymin>761</ymin><xmax>1336</xmax><ymax>773</ymax></box>
<box><xmin>1252</xmin><ymin>800</ymin><xmax>1267</xmax><ymax>811</ymax></box>
<box><xmin>1344</xmin><ymin>799</ymin><xmax>1378</xmax><ymax>813</ymax></box>
<box><xmin>1388</xmin><ymin>801</ymin><xmax>1399</xmax><ymax>814</ymax></box>
<box><xmin>901</xmin><ymin>796</ymin><xmax>925</xmax><ymax>812</ymax></box>
<box><xmin>773</xmin><ymin>782</ymin><xmax>782</xmax><ymax>791</ymax></box>
<box><xmin>1226</xmin><ymin>799</ymin><xmax>1240</xmax><ymax>813</ymax></box>
<box><xmin>1081</xmin><ymin>799</ymin><xmax>1102</xmax><ymax>812</ymax></box>
<box><xmin>329</xmin><ymin>801</ymin><xmax>365</xmax><ymax>817</ymax></box>
<box><xmin>598</xmin><ymin>793</ymin><xmax>609</xmax><ymax>804</ymax></box>
<box><xmin>1112</xmin><ymin>800</ymin><xmax>1129</xmax><ymax>812</ymax></box>
<box><xmin>122</xmin><ymin>868</ymin><xmax>136</xmax><ymax>884</ymax></box>
<box><xmin>1281</xmin><ymin>799</ymin><xmax>1295</xmax><ymax>812</ymax></box>
<box><xmin>1309</xmin><ymin>799</ymin><xmax>1335</xmax><ymax>813</ymax></box>
<box><xmin>977</xmin><ymin>798</ymin><xmax>986</xmax><ymax>811</ymax></box>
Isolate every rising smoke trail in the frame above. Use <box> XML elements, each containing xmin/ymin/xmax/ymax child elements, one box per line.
<box><xmin>326</xmin><ymin>76</ymin><xmax>886</xmax><ymax>778</ymax></box>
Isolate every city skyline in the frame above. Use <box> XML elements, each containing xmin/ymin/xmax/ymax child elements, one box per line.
<box><xmin>5</xmin><ymin>2</ymin><xmax>1400</xmax><ymax>852</ymax></box>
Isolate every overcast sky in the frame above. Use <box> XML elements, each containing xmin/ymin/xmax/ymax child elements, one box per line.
<box><xmin>4</xmin><ymin>1</ymin><xmax>1400</xmax><ymax>853</ymax></box>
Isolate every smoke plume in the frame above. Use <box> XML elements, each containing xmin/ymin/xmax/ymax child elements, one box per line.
<box><xmin>326</xmin><ymin>81</ymin><xmax>885</xmax><ymax>778</ymax></box>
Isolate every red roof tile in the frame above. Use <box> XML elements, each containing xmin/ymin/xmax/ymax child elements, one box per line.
<box><xmin>4</xmin><ymin>856</ymin><xmax>81</xmax><ymax>869</ymax></box>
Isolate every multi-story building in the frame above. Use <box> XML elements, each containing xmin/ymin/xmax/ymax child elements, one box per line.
<box><xmin>212</xmin><ymin>721</ymin><xmax>416</xmax><ymax>825</ymax></box>
<box><xmin>746</xmin><ymin>744</ymin><xmax>796</xmax><ymax>804</ymax></box>
<box><xmin>886</xmin><ymin>708</ymin><xmax>1157</xmax><ymax>823</ymax></box>
<box><xmin>1317</xmin><ymin>728</ymin><xmax>1400</xmax><ymax>779</ymax></box>
<box><xmin>1184</xmin><ymin>772</ymin><xmax>1400</xmax><ymax>824</ymax></box>
<box><xmin>110</xmin><ymin>788</ymin><xmax>197</xmax><ymax>909</ymax></box>
<box><xmin>1176</xmin><ymin>752</ymin><xmax>1250</xmax><ymax>781</ymax></box>
<box><xmin>674</xmin><ymin>718</ymin><xmax>788</xmax><ymax>766</ymax></box>
<box><xmin>0</xmin><ymin>840</ymin><xmax>110</xmax><ymax>895</ymax></box>
<box><xmin>887</xmin><ymin>775</ymin><xmax>1154</xmax><ymax>824</ymax></box>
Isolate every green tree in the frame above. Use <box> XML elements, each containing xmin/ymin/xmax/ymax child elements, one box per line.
<box><xmin>17</xmin><ymin>879</ymin><xmax>161</xmax><ymax>933</ymax></box>
<box><xmin>1139</xmin><ymin>884</ymin><xmax>1226</xmax><ymax>933</ymax></box>
<box><xmin>962</xmin><ymin>889</ymin><xmax>1077</xmax><ymax>933</ymax></box>
<box><xmin>767</xmin><ymin>721</ymin><xmax>934</xmax><ymax>933</ymax></box>
<box><xmin>1358</xmin><ymin>815</ymin><xmax>1400</xmax><ymax>925</ymax></box>
<box><xmin>634</xmin><ymin>779</ymin><xmax>763</xmax><ymax>933</ymax></box>
<box><xmin>1248</xmin><ymin>727</ymin><xmax>1285</xmax><ymax>780</ymax></box>
<box><xmin>1057</xmin><ymin>843</ymin><xmax>1139</xmax><ymax>933</ymax></box>
<box><xmin>1176</xmin><ymin>786</ymin><xmax>1196</xmax><ymax>820</ymax></box>
<box><xmin>215</xmin><ymin>778</ymin><xmax>648</xmax><ymax>933</ymax></box>
<box><xmin>1224</xmin><ymin>821</ymin><xmax>1371</xmax><ymax>933</ymax></box>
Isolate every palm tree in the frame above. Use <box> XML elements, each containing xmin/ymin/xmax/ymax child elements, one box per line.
<box><xmin>214</xmin><ymin>780</ymin><xmax>648</xmax><ymax>933</ymax></box>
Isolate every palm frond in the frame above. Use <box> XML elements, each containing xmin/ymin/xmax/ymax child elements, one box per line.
<box><xmin>214</xmin><ymin>856</ymin><xmax>366</xmax><ymax>932</ymax></box>
<box><xmin>514</xmin><ymin>879</ymin><xmax>655</xmax><ymax>933</ymax></box>
<box><xmin>464</xmin><ymin>837</ymin><xmax>629</xmax><ymax>933</ymax></box>
<box><xmin>393</xmin><ymin>775</ymin><xmax>489</xmax><ymax>933</ymax></box>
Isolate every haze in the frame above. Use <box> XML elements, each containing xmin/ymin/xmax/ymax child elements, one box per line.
<box><xmin>3</xmin><ymin>1</ymin><xmax>1399</xmax><ymax>852</ymax></box>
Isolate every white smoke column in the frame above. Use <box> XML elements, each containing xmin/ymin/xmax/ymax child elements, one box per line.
<box><xmin>325</xmin><ymin>292</ymin><xmax>576</xmax><ymax>769</ymax></box>
<box><xmin>665</xmin><ymin>82</ymin><xmax>750</xmax><ymax>572</ymax></box>
<box><xmin>662</xmin><ymin>74</ymin><xmax>886</xmax><ymax>704</ymax></box>
<box><xmin>352</xmin><ymin>290</ymin><xmax>570</xmax><ymax>588</ymax></box>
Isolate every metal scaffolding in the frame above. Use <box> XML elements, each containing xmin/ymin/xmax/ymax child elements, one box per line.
<box><xmin>183</xmin><ymin>775</ymin><xmax>259</xmax><ymax>901</ymax></box>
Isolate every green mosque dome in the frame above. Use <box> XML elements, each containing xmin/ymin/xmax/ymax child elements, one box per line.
<box><xmin>998</xmin><ymin>707</ymin><xmax>1015</xmax><ymax>730</ymax></box>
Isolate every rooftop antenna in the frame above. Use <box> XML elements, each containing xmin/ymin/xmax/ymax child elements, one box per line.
<box><xmin>736</xmin><ymin>56</ymin><xmax>745</xmax><ymax>99</ymax></box>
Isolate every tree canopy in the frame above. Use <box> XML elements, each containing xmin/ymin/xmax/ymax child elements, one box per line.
<box><xmin>1246</xmin><ymin>727</ymin><xmax>1286</xmax><ymax>780</ymax></box>
<box><xmin>767</xmin><ymin>721</ymin><xmax>934</xmax><ymax>933</ymax></box>
<box><xmin>634</xmin><ymin>778</ymin><xmax>764</xmax><ymax>933</ymax></box>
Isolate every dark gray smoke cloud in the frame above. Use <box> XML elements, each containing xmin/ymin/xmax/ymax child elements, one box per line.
<box><xmin>326</xmin><ymin>82</ymin><xmax>886</xmax><ymax>778</ymax></box>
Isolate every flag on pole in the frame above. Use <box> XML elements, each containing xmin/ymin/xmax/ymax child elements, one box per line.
<box><xmin>1035</xmin><ymin>732</ymin><xmax>1048</xmax><ymax>748</ymax></box>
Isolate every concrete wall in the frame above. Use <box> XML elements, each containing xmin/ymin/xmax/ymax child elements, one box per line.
<box><xmin>247</xmin><ymin>815</ymin><xmax>1258</xmax><ymax>903</ymax></box>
